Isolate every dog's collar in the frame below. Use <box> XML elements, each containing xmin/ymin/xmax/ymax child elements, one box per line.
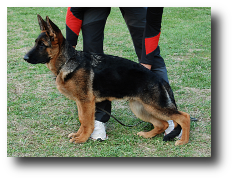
<box><xmin>56</xmin><ymin>58</ymin><xmax>69</xmax><ymax>75</ymax></box>
<box><xmin>57</xmin><ymin>55</ymin><xmax>80</xmax><ymax>77</ymax></box>
<box><xmin>57</xmin><ymin>52</ymin><xmax>79</xmax><ymax>75</ymax></box>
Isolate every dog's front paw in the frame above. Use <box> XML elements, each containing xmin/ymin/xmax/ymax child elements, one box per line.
<box><xmin>68</xmin><ymin>132</ymin><xmax>79</xmax><ymax>139</ymax></box>
<box><xmin>68</xmin><ymin>132</ymin><xmax>89</xmax><ymax>144</ymax></box>
<box><xmin>69</xmin><ymin>137</ymin><xmax>82</xmax><ymax>143</ymax></box>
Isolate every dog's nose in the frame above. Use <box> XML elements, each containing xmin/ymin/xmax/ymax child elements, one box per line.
<box><xmin>24</xmin><ymin>55</ymin><xmax>29</xmax><ymax>61</ymax></box>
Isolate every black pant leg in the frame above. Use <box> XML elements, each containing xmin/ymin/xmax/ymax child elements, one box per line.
<box><xmin>82</xmin><ymin>8</ymin><xmax>112</xmax><ymax>123</ymax></box>
<box><xmin>82</xmin><ymin>7</ymin><xmax>111</xmax><ymax>54</ymax></box>
<box><xmin>95</xmin><ymin>100</ymin><xmax>112</xmax><ymax>123</ymax></box>
<box><xmin>119</xmin><ymin>7</ymin><xmax>147</xmax><ymax>61</ymax></box>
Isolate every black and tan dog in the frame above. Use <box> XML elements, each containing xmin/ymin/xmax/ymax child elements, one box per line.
<box><xmin>24</xmin><ymin>15</ymin><xmax>190</xmax><ymax>145</ymax></box>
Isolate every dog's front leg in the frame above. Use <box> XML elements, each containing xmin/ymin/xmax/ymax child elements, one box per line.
<box><xmin>68</xmin><ymin>98</ymin><xmax>95</xmax><ymax>143</ymax></box>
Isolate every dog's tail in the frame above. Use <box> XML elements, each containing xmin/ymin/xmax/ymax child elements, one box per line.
<box><xmin>161</xmin><ymin>80</ymin><xmax>177</xmax><ymax>109</ymax></box>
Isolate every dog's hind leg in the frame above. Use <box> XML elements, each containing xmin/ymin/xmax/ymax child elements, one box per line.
<box><xmin>68</xmin><ymin>98</ymin><xmax>95</xmax><ymax>143</ymax></box>
<box><xmin>170</xmin><ymin>111</ymin><xmax>190</xmax><ymax>145</ymax></box>
<box><xmin>140</xmin><ymin>102</ymin><xmax>190</xmax><ymax>145</ymax></box>
<box><xmin>130</xmin><ymin>100</ymin><xmax>190</xmax><ymax>145</ymax></box>
<box><xmin>137</xmin><ymin>119</ymin><xmax>169</xmax><ymax>138</ymax></box>
<box><xmin>143</xmin><ymin>103</ymin><xmax>190</xmax><ymax>145</ymax></box>
<box><xmin>129</xmin><ymin>100</ymin><xmax>169</xmax><ymax>138</ymax></box>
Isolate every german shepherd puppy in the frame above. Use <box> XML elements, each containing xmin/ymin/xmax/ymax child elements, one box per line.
<box><xmin>24</xmin><ymin>15</ymin><xmax>190</xmax><ymax>145</ymax></box>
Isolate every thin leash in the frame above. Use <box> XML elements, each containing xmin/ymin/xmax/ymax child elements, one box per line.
<box><xmin>96</xmin><ymin>106</ymin><xmax>143</xmax><ymax>127</ymax></box>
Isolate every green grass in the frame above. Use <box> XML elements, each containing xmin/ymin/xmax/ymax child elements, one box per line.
<box><xmin>7</xmin><ymin>7</ymin><xmax>211</xmax><ymax>157</ymax></box>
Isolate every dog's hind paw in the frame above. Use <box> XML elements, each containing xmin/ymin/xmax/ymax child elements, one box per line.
<box><xmin>137</xmin><ymin>131</ymin><xmax>154</xmax><ymax>138</ymax></box>
<box><xmin>137</xmin><ymin>131</ymin><xmax>146</xmax><ymax>137</ymax></box>
<box><xmin>175</xmin><ymin>140</ymin><xmax>188</xmax><ymax>146</ymax></box>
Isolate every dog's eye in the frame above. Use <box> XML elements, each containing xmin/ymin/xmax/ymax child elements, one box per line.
<box><xmin>39</xmin><ymin>41</ymin><xmax>45</xmax><ymax>47</ymax></box>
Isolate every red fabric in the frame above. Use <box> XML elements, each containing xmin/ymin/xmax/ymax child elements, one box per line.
<box><xmin>145</xmin><ymin>32</ymin><xmax>161</xmax><ymax>55</ymax></box>
<box><xmin>66</xmin><ymin>7</ymin><xmax>82</xmax><ymax>36</ymax></box>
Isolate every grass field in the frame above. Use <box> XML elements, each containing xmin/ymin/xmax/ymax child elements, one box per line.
<box><xmin>7</xmin><ymin>7</ymin><xmax>211</xmax><ymax>157</ymax></box>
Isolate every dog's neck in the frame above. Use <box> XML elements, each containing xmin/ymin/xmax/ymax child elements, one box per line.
<box><xmin>58</xmin><ymin>39</ymin><xmax>78</xmax><ymax>71</ymax></box>
<box><xmin>46</xmin><ymin>38</ymin><xmax>78</xmax><ymax>76</ymax></box>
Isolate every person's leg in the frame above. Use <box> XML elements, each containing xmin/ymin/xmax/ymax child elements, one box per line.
<box><xmin>82</xmin><ymin>7</ymin><xmax>111</xmax><ymax>140</ymax></box>
<box><xmin>82</xmin><ymin>7</ymin><xmax>111</xmax><ymax>54</ymax></box>
<box><xmin>94</xmin><ymin>100</ymin><xmax>112</xmax><ymax>123</ymax></box>
<box><xmin>120</xmin><ymin>8</ymin><xmax>169</xmax><ymax>83</ymax></box>
<box><xmin>151</xmin><ymin>66</ymin><xmax>169</xmax><ymax>83</ymax></box>
<box><xmin>118</xmin><ymin>8</ymin><xmax>171</xmax><ymax>104</ymax></box>
<box><xmin>119</xmin><ymin>7</ymin><xmax>147</xmax><ymax>61</ymax></box>
<box><xmin>120</xmin><ymin>7</ymin><xmax>171</xmax><ymax>91</ymax></box>
<box><xmin>149</xmin><ymin>45</ymin><xmax>169</xmax><ymax>83</ymax></box>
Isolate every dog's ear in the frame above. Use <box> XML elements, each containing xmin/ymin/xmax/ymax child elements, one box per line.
<box><xmin>46</xmin><ymin>16</ymin><xmax>61</xmax><ymax>36</ymax></box>
<box><xmin>37</xmin><ymin>14</ymin><xmax>48</xmax><ymax>31</ymax></box>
